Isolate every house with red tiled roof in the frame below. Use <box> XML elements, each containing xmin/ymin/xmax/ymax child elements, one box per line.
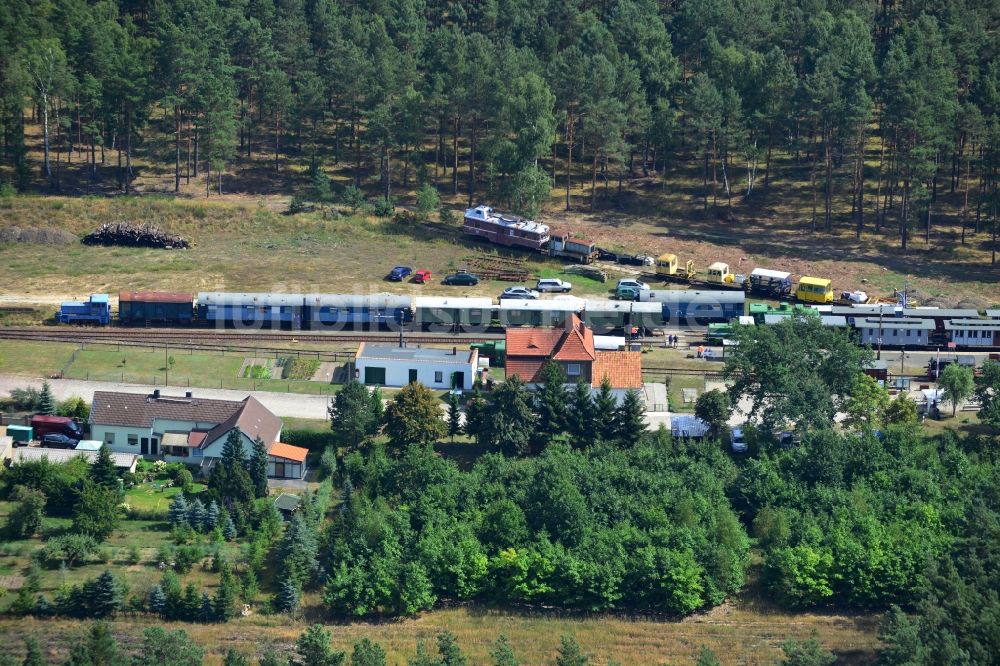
<box><xmin>506</xmin><ymin>315</ymin><xmax>643</xmax><ymax>403</ymax></box>
<box><xmin>88</xmin><ymin>389</ymin><xmax>308</xmax><ymax>479</ymax></box>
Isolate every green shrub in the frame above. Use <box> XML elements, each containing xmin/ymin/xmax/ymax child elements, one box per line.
<box><xmin>37</xmin><ymin>534</ymin><xmax>98</xmax><ymax>568</ymax></box>
<box><xmin>6</xmin><ymin>386</ymin><xmax>40</xmax><ymax>410</ymax></box>
<box><xmin>243</xmin><ymin>364</ymin><xmax>271</xmax><ymax>379</ymax></box>
<box><xmin>283</xmin><ymin>428</ymin><xmax>337</xmax><ymax>452</ymax></box>
<box><xmin>174</xmin><ymin>544</ymin><xmax>203</xmax><ymax>573</ymax></box>
<box><xmin>340</xmin><ymin>185</ymin><xmax>366</xmax><ymax>213</ymax></box>
<box><xmin>415</xmin><ymin>183</ymin><xmax>439</xmax><ymax>220</ymax></box>
<box><xmin>439</xmin><ymin>207</ymin><xmax>456</xmax><ymax>224</ymax></box>
<box><xmin>174</xmin><ymin>468</ymin><xmax>193</xmax><ymax>492</ymax></box>
<box><xmin>0</xmin><ymin>182</ymin><xmax>16</xmax><ymax>198</ymax></box>
<box><xmin>320</xmin><ymin>447</ymin><xmax>338</xmax><ymax>479</ymax></box>
<box><xmin>155</xmin><ymin>544</ymin><xmax>177</xmax><ymax>567</ymax></box>
<box><xmin>283</xmin><ymin>357</ymin><xmax>321</xmax><ymax>380</ymax></box>
<box><xmin>373</xmin><ymin>196</ymin><xmax>394</xmax><ymax>218</ymax></box>
<box><xmin>288</xmin><ymin>196</ymin><xmax>310</xmax><ymax>214</ymax></box>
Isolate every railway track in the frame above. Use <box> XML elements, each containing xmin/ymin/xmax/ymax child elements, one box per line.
<box><xmin>0</xmin><ymin>326</ymin><xmax>504</xmax><ymax>345</ymax></box>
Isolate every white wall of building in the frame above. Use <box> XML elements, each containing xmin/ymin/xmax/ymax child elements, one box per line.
<box><xmin>357</xmin><ymin>357</ymin><xmax>476</xmax><ymax>390</ymax></box>
<box><xmin>89</xmin><ymin>424</ymin><xmax>150</xmax><ymax>453</ymax></box>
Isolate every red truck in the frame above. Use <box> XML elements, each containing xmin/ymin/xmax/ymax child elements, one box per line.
<box><xmin>30</xmin><ymin>415</ymin><xmax>84</xmax><ymax>441</ymax></box>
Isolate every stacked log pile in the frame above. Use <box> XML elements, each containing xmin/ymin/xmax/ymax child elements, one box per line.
<box><xmin>564</xmin><ymin>264</ymin><xmax>608</xmax><ymax>283</ymax></box>
<box><xmin>461</xmin><ymin>253</ymin><xmax>529</xmax><ymax>281</ymax></box>
<box><xmin>82</xmin><ymin>223</ymin><xmax>190</xmax><ymax>249</ymax></box>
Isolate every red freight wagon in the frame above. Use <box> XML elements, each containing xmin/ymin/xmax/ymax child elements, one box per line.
<box><xmin>119</xmin><ymin>291</ymin><xmax>194</xmax><ymax>325</ymax></box>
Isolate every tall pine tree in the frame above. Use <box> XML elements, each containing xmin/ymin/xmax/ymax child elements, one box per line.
<box><xmin>534</xmin><ymin>361</ymin><xmax>568</xmax><ymax>445</ymax></box>
<box><xmin>250</xmin><ymin>437</ymin><xmax>269</xmax><ymax>498</ymax></box>
<box><xmin>89</xmin><ymin>444</ymin><xmax>119</xmax><ymax>491</ymax></box>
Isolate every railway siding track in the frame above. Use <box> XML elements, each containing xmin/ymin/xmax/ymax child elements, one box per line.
<box><xmin>0</xmin><ymin>327</ymin><xmax>503</xmax><ymax>345</ymax></box>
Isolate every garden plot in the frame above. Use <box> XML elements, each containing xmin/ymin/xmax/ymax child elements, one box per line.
<box><xmin>239</xmin><ymin>357</ymin><xmax>279</xmax><ymax>379</ymax></box>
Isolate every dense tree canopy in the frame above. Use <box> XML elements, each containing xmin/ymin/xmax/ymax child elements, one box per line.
<box><xmin>1</xmin><ymin>0</ymin><xmax>998</xmax><ymax>253</ymax></box>
<box><xmin>725</xmin><ymin>315</ymin><xmax>873</xmax><ymax>433</ymax></box>
<box><xmin>328</xmin><ymin>436</ymin><xmax>748</xmax><ymax>617</ymax></box>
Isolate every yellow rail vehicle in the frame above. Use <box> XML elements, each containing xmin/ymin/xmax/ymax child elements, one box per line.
<box><xmin>795</xmin><ymin>276</ymin><xmax>834</xmax><ymax>303</ymax></box>
<box><xmin>655</xmin><ymin>253</ymin><xmax>695</xmax><ymax>281</ymax></box>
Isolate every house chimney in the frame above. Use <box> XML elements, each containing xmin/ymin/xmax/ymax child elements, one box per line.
<box><xmin>152</xmin><ymin>389</ymin><xmax>160</xmax><ymax>399</ymax></box>
<box><xmin>185</xmin><ymin>391</ymin><xmax>193</xmax><ymax>398</ymax></box>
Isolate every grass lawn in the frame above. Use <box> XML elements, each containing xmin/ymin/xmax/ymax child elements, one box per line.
<box><xmin>58</xmin><ymin>346</ymin><xmax>340</xmax><ymax>395</ymax></box>
<box><xmin>0</xmin><ymin>196</ymin><xmax>612</xmax><ymax>305</ymax></box>
<box><xmin>282</xmin><ymin>417</ymin><xmax>332</xmax><ymax>431</ymax></box>
<box><xmin>124</xmin><ymin>481</ymin><xmax>207</xmax><ymax>515</ymax></box>
<box><xmin>65</xmin><ymin>347</ymin><xmax>244</xmax><ymax>384</ymax></box>
<box><xmin>0</xmin><ymin>340</ymin><xmax>78</xmax><ymax>376</ymax></box>
<box><xmin>663</xmin><ymin>375</ymin><xmax>705</xmax><ymax>413</ymax></box>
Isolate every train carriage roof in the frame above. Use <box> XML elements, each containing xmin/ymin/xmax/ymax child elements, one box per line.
<box><xmin>197</xmin><ymin>292</ymin><xmax>305</xmax><ymax>307</ymax></box>
<box><xmin>751</xmin><ymin>268</ymin><xmax>792</xmax><ymax>280</ymax></box>
<box><xmin>120</xmin><ymin>291</ymin><xmax>192</xmax><ymax>304</ymax></box>
<box><xmin>857</xmin><ymin>317</ymin><xmax>935</xmax><ymax>330</ymax></box>
<box><xmin>497</xmin><ymin>299</ymin><xmax>584</xmax><ymax>313</ymax></box>
<box><xmin>414</xmin><ymin>296</ymin><xmax>494</xmax><ymax>309</ymax></box>
<box><xmin>640</xmin><ymin>289</ymin><xmax>745</xmax><ymax>304</ymax></box>
<box><xmin>306</xmin><ymin>293</ymin><xmax>412</xmax><ymax>309</ymax></box>
<box><xmin>944</xmin><ymin>319</ymin><xmax>1000</xmax><ymax>331</ymax></box>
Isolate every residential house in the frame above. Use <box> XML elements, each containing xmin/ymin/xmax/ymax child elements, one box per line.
<box><xmin>88</xmin><ymin>390</ymin><xmax>307</xmax><ymax>479</ymax></box>
<box><xmin>506</xmin><ymin>314</ymin><xmax>643</xmax><ymax>403</ymax></box>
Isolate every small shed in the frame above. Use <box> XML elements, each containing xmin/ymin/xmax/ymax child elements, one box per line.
<box><xmin>355</xmin><ymin>342</ymin><xmax>478</xmax><ymax>390</ymax></box>
<box><xmin>863</xmin><ymin>360</ymin><xmax>889</xmax><ymax>385</ymax></box>
<box><xmin>268</xmin><ymin>442</ymin><xmax>308</xmax><ymax>480</ymax></box>
<box><xmin>273</xmin><ymin>493</ymin><xmax>301</xmax><ymax>521</ymax></box>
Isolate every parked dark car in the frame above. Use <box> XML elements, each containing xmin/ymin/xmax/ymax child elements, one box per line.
<box><xmin>41</xmin><ymin>433</ymin><xmax>80</xmax><ymax>449</ymax></box>
<box><xmin>443</xmin><ymin>271</ymin><xmax>480</xmax><ymax>286</ymax></box>
<box><xmin>387</xmin><ymin>266</ymin><xmax>412</xmax><ymax>281</ymax></box>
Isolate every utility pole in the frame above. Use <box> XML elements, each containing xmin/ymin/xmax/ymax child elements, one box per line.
<box><xmin>164</xmin><ymin>345</ymin><xmax>168</xmax><ymax>386</ymax></box>
<box><xmin>877</xmin><ymin>307</ymin><xmax>883</xmax><ymax>360</ymax></box>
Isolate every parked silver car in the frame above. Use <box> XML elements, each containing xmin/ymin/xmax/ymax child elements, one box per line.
<box><xmin>500</xmin><ymin>286</ymin><xmax>540</xmax><ymax>300</ymax></box>
<box><xmin>535</xmin><ymin>278</ymin><xmax>573</xmax><ymax>293</ymax></box>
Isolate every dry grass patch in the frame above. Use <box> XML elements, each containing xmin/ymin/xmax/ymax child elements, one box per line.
<box><xmin>0</xmin><ymin>603</ymin><xmax>881</xmax><ymax>665</ymax></box>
